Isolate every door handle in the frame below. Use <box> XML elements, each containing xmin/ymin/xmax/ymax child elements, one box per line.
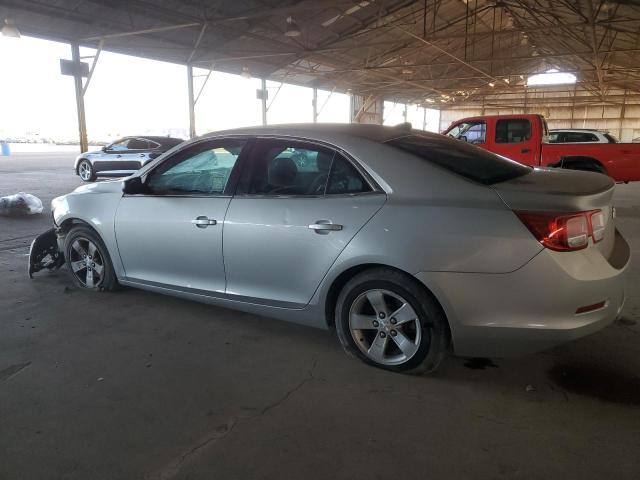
<box><xmin>191</xmin><ymin>216</ymin><xmax>217</xmax><ymax>228</ymax></box>
<box><xmin>521</xmin><ymin>148</ymin><xmax>531</xmax><ymax>153</ymax></box>
<box><xmin>116</xmin><ymin>154</ymin><xmax>122</xmax><ymax>158</ymax></box>
<box><xmin>309</xmin><ymin>221</ymin><xmax>343</xmax><ymax>234</ymax></box>
<box><xmin>139</xmin><ymin>153</ymin><xmax>145</xmax><ymax>157</ymax></box>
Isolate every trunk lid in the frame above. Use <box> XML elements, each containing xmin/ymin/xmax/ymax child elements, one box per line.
<box><xmin>492</xmin><ymin>167</ymin><xmax>616</xmax><ymax>257</ymax></box>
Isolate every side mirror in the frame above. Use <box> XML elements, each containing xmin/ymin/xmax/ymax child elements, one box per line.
<box><xmin>123</xmin><ymin>176</ymin><xmax>145</xmax><ymax>194</ymax></box>
<box><xmin>102</xmin><ymin>146</ymin><xmax>108</xmax><ymax>152</ymax></box>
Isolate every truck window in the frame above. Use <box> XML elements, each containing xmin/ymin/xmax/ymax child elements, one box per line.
<box><xmin>495</xmin><ymin>119</ymin><xmax>531</xmax><ymax>143</ymax></box>
<box><xmin>446</xmin><ymin>121</ymin><xmax>486</xmax><ymax>145</ymax></box>
<box><xmin>386</xmin><ymin>134</ymin><xmax>531</xmax><ymax>185</ymax></box>
<box><xmin>548</xmin><ymin>132</ymin><xmax>561</xmax><ymax>143</ymax></box>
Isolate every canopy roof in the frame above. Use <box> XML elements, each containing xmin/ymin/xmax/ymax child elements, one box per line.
<box><xmin>3</xmin><ymin>0</ymin><xmax>640</xmax><ymax>106</ymax></box>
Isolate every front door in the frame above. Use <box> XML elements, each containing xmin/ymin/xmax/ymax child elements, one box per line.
<box><xmin>223</xmin><ymin>138</ymin><xmax>386</xmax><ymax>308</ymax></box>
<box><xmin>114</xmin><ymin>138</ymin><xmax>247</xmax><ymax>293</ymax></box>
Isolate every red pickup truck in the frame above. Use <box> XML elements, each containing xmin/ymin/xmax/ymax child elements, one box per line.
<box><xmin>442</xmin><ymin>114</ymin><xmax>640</xmax><ymax>182</ymax></box>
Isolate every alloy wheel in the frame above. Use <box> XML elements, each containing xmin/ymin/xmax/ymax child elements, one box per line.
<box><xmin>68</xmin><ymin>237</ymin><xmax>104</xmax><ymax>288</ymax></box>
<box><xmin>348</xmin><ymin>289</ymin><xmax>422</xmax><ymax>365</ymax></box>
<box><xmin>79</xmin><ymin>162</ymin><xmax>92</xmax><ymax>181</ymax></box>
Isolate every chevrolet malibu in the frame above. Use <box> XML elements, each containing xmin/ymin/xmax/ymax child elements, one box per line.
<box><xmin>29</xmin><ymin>124</ymin><xmax>630</xmax><ymax>373</ymax></box>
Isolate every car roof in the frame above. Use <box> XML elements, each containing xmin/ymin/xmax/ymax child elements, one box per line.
<box><xmin>199</xmin><ymin>122</ymin><xmax>427</xmax><ymax>144</ymax></box>
<box><xmin>121</xmin><ymin>136</ymin><xmax>184</xmax><ymax>147</ymax></box>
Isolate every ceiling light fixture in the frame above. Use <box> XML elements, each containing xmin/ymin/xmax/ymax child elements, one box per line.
<box><xmin>1</xmin><ymin>19</ymin><xmax>20</xmax><ymax>38</ymax></box>
<box><xmin>488</xmin><ymin>82</ymin><xmax>495</xmax><ymax>87</ymax></box>
<box><xmin>285</xmin><ymin>16</ymin><xmax>301</xmax><ymax>37</ymax></box>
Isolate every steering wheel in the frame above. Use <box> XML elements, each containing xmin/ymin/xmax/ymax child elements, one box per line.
<box><xmin>307</xmin><ymin>174</ymin><xmax>328</xmax><ymax>195</ymax></box>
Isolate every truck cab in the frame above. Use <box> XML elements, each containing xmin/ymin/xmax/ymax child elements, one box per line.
<box><xmin>444</xmin><ymin>114</ymin><xmax>545</xmax><ymax>167</ymax></box>
<box><xmin>444</xmin><ymin>114</ymin><xmax>640</xmax><ymax>182</ymax></box>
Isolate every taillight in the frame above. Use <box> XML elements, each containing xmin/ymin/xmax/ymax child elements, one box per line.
<box><xmin>590</xmin><ymin>210</ymin><xmax>606</xmax><ymax>242</ymax></box>
<box><xmin>515</xmin><ymin>209</ymin><xmax>604</xmax><ymax>252</ymax></box>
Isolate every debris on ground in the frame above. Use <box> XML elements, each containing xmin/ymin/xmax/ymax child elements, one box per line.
<box><xmin>0</xmin><ymin>192</ymin><xmax>44</xmax><ymax>216</ymax></box>
<box><xmin>525</xmin><ymin>384</ymin><xmax>536</xmax><ymax>392</ymax></box>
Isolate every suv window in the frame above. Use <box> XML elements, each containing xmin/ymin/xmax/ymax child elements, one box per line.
<box><xmin>146</xmin><ymin>139</ymin><xmax>246</xmax><ymax>195</ymax></box>
<box><xmin>240</xmin><ymin>140</ymin><xmax>336</xmax><ymax>196</ymax></box>
<box><xmin>386</xmin><ymin>134</ymin><xmax>531</xmax><ymax>185</ymax></box>
<box><xmin>566</xmin><ymin>132</ymin><xmax>598</xmax><ymax>142</ymax></box>
<box><xmin>446</xmin><ymin>121</ymin><xmax>486</xmax><ymax>145</ymax></box>
<box><xmin>495</xmin><ymin>119</ymin><xmax>531</xmax><ymax>143</ymax></box>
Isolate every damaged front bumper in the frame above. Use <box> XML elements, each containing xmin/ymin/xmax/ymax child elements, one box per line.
<box><xmin>28</xmin><ymin>228</ymin><xmax>64</xmax><ymax>278</ymax></box>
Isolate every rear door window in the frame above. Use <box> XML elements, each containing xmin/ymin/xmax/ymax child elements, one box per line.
<box><xmin>386</xmin><ymin>134</ymin><xmax>531</xmax><ymax>184</ymax></box>
<box><xmin>495</xmin><ymin>119</ymin><xmax>531</xmax><ymax>143</ymax></box>
<box><xmin>326</xmin><ymin>154</ymin><xmax>371</xmax><ymax>195</ymax></box>
<box><xmin>566</xmin><ymin>132</ymin><xmax>598</xmax><ymax>142</ymax></box>
<box><xmin>238</xmin><ymin>140</ymin><xmax>335</xmax><ymax>196</ymax></box>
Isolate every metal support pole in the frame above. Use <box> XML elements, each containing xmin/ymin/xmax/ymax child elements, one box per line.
<box><xmin>261</xmin><ymin>78</ymin><xmax>267</xmax><ymax>126</ymax></box>
<box><xmin>312</xmin><ymin>87</ymin><xmax>318</xmax><ymax>123</ymax></box>
<box><xmin>619</xmin><ymin>89</ymin><xmax>627</xmax><ymax>140</ymax></box>
<box><xmin>423</xmin><ymin>107</ymin><xmax>427</xmax><ymax>131</ymax></box>
<box><xmin>71</xmin><ymin>42</ymin><xmax>88</xmax><ymax>153</ymax></box>
<box><xmin>349</xmin><ymin>94</ymin><xmax>355</xmax><ymax>123</ymax></box>
<box><xmin>187</xmin><ymin>64</ymin><xmax>196</xmax><ymax>138</ymax></box>
<box><xmin>403</xmin><ymin>103</ymin><xmax>408</xmax><ymax>122</ymax></box>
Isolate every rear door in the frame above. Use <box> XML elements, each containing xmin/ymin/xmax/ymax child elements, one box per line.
<box><xmin>489</xmin><ymin>117</ymin><xmax>538</xmax><ymax>165</ymax></box>
<box><xmin>223</xmin><ymin>138</ymin><xmax>386</xmax><ymax>308</ymax></box>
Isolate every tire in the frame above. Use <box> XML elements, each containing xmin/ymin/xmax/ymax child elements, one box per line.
<box><xmin>77</xmin><ymin>159</ymin><xmax>97</xmax><ymax>182</ymax></box>
<box><xmin>335</xmin><ymin>268</ymin><xmax>450</xmax><ymax>374</ymax></box>
<box><xmin>63</xmin><ymin>226</ymin><xmax>118</xmax><ymax>291</ymax></box>
<box><xmin>562</xmin><ymin>161</ymin><xmax>606</xmax><ymax>175</ymax></box>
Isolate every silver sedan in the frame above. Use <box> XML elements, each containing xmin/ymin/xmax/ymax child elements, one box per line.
<box><xmin>30</xmin><ymin>124</ymin><xmax>630</xmax><ymax>373</ymax></box>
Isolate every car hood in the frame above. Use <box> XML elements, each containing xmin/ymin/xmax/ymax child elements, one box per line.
<box><xmin>82</xmin><ymin>149</ymin><xmax>103</xmax><ymax>156</ymax></box>
<box><xmin>72</xmin><ymin>179</ymin><xmax>125</xmax><ymax>195</ymax></box>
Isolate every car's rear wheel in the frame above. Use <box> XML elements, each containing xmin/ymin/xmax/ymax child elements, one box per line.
<box><xmin>77</xmin><ymin>160</ymin><xmax>96</xmax><ymax>182</ymax></box>
<box><xmin>335</xmin><ymin>268</ymin><xmax>449</xmax><ymax>374</ymax></box>
<box><xmin>63</xmin><ymin>226</ymin><xmax>118</xmax><ymax>291</ymax></box>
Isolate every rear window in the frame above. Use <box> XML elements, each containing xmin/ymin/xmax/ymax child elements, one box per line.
<box><xmin>385</xmin><ymin>134</ymin><xmax>531</xmax><ymax>185</ymax></box>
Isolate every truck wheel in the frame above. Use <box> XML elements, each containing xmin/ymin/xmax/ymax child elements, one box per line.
<box><xmin>562</xmin><ymin>161</ymin><xmax>606</xmax><ymax>175</ymax></box>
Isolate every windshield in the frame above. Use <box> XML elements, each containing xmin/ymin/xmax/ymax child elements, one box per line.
<box><xmin>386</xmin><ymin>134</ymin><xmax>531</xmax><ymax>184</ymax></box>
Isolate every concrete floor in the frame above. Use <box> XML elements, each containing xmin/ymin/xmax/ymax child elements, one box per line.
<box><xmin>1</xmin><ymin>153</ymin><xmax>639</xmax><ymax>480</ymax></box>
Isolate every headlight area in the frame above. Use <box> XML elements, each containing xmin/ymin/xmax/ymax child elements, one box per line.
<box><xmin>50</xmin><ymin>195</ymin><xmax>66</xmax><ymax>226</ymax></box>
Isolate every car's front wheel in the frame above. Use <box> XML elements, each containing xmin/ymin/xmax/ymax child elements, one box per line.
<box><xmin>335</xmin><ymin>268</ymin><xmax>449</xmax><ymax>373</ymax></box>
<box><xmin>63</xmin><ymin>226</ymin><xmax>118</xmax><ymax>291</ymax></box>
<box><xmin>77</xmin><ymin>160</ymin><xmax>96</xmax><ymax>182</ymax></box>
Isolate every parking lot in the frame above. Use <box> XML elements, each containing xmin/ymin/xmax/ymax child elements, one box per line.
<box><xmin>1</xmin><ymin>152</ymin><xmax>639</xmax><ymax>480</ymax></box>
